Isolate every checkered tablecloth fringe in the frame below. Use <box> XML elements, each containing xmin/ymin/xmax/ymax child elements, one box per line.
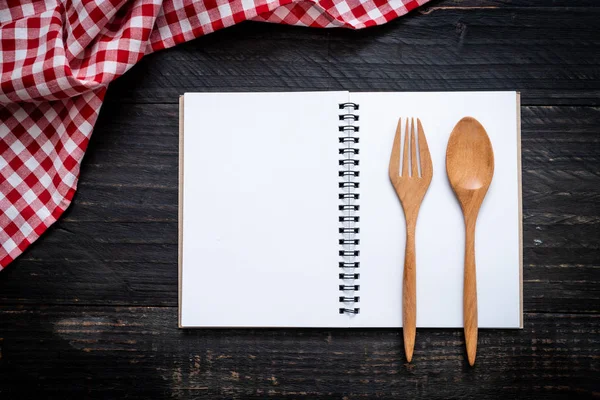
<box><xmin>0</xmin><ymin>0</ymin><xmax>428</xmax><ymax>269</ymax></box>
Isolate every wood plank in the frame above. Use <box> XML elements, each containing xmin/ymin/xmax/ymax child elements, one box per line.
<box><xmin>0</xmin><ymin>306</ymin><xmax>597</xmax><ymax>398</ymax></box>
<box><xmin>86</xmin><ymin>103</ymin><xmax>600</xmax><ymax>185</ymax></box>
<box><xmin>15</xmin><ymin>220</ymin><xmax>597</xmax><ymax>251</ymax></box>
<box><xmin>106</xmin><ymin>8</ymin><xmax>600</xmax><ymax>106</ymax></box>
<box><xmin>69</xmin><ymin>184</ymin><xmax>598</xmax><ymax>222</ymax></box>
<box><xmin>1</xmin><ymin>102</ymin><xmax>598</xmax><ymax>314</ymax></box>
<box><xmin>5</xmin><ymin>246</ymin><xmax>598</xmax><ymax>313</ymax></box>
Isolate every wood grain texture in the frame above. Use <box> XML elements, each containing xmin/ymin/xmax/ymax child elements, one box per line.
<box><xmin>106</xmin><ymin>7</ymin><xmax>600</xmax><ymax>106</ymax></box>
<box><xmin>0</xmin><ymin>306</ymin><xmax>598</xmax><ymax>399</ymax></box>
<box><xmin>1</xmin><ymin>0</ymin><xmax>599</xmax><ymax>397</ymax></box>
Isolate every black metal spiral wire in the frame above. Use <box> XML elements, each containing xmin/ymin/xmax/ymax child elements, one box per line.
<box><xmin>338</xmin><ymin>102</ymin><xmax>360</xmax><ymax>315</ymax></box>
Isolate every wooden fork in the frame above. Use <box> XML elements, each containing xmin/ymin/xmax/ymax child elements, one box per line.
<box><xmin>388</xmin><ymin>118</ymin><xmax>433</xmax><ymax>362</ymax></box>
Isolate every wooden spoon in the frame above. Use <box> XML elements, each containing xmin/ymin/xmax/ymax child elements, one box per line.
<box><xmin>446</xmin><ymin>117</ymin><xmax>494</xmax><ymax>366</ymax></box>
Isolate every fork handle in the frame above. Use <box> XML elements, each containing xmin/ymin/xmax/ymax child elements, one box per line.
<box><xmin>403</xmin><ymin>222</ymin><xmax>417</xmax><ymax>363</ymax></box>
<box><xmin>464</xmin><ymin>221</ymin><xmax>478</xmax><ymax>366</ymax></box>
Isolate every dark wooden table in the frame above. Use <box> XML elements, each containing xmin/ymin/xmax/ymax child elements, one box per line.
<box><xmin>1</xmin><ymin>0</ymin><xmax>599</xmax><ymax>398</ymax></box>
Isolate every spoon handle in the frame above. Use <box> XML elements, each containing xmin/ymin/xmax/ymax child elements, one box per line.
<box><xmin>403</xmin><ymin>221</ymin><xmax>416</xmax><ymax>363</ymax></box>
<box><xmin>464</xmin><ymin>221</ymin><xmax>478</xmax><ymax>366</ymax></box>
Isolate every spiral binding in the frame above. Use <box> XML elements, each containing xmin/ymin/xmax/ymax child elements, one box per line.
<box><xmin>338</xmin><ymin>102</ymin><xmax>360</xmax><ymax>316</ymax></box>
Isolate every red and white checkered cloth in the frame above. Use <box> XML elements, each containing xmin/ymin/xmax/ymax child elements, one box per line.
<box><xmin>0</xmin><ymin>0</ymin><xmax>428</xmax><ymax>269</ymax></box>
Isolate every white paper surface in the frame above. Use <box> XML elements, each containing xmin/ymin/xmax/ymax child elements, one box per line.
<box><xmin>181</xmin><ymin>92</ymin><xmax>349</xmax><ymax>327</ymax></box>
<box><xmin>351</xmin><ymin>91</ymin><xmax>521</xmax><ymax>328</ymax></box>
<box><xmin>180</xmin><ymin>91</ymin><xmax>521</xmax><ymax>328</ymax></box>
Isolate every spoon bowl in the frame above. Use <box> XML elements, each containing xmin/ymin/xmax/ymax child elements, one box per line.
<box><xmin>446</xmin><ymin>116</ymin><xmax>495</xmax><ymax>366</ymax></box>
<box><xmin>447</xmin><ymin>117</ymin><xmax>494</xmax><ymax>207</ymax></box>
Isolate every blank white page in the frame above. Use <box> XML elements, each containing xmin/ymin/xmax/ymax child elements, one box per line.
<box><xmin>351</xmin><ymin>92</ymin><xmax>521</xmax><ymax>328</ymax></box>
<box><xmin>181</xmin><ymin>92</ymin><xmax>349</xmax><ymax>327</ymax></box>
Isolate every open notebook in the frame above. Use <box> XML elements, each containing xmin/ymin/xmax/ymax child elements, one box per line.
<box><xmin>179</xmin><ymin>91</ymin><xmax>522</xmax><ymax>328</ymax></box>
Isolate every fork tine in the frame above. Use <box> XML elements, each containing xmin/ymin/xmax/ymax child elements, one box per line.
<box><xmin>402</xmin><ymin>118</ymin><xmax>409</xmax><ymax>177</ymax></box>
<box><xmin>416</xmin><ymin>118</ymin><xmax>432</xmax><ymax>177</ymax></box>
<box><xmin>389</xmin><ymin>118</ymin><xmax>402</xmax><ymax>179</ymax></box>
<box><xmin>411</xmin><ymin>118</ymin><xmax>418</xmax><ymax>178</ymax></box>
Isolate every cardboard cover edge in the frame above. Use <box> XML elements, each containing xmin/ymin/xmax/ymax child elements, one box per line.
<box><xmin>178</xmin><ymin>95</ymin><xmax>184</xmax><ymax>329</ymax></box>
<box><xmin>517</xmin><ymin>92</ymin><xmax>523</xmax><ymax>329</ymax></box>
